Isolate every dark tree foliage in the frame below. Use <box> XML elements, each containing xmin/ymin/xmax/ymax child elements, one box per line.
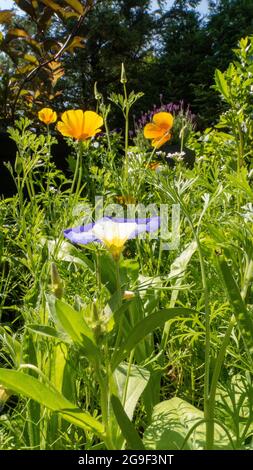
<box><xmin>1</xmin><ymin>0</ymin><xmax>253</xmax><ymax>127</ymax></box>
<box><xmin>61</xmin><ymin>0</ymin><xmax>154</xmax><ymax>113</ymax></box>
<box><xmin>192</xmin><ymin>0</ymin><xmax>253</xmax><ymax>124</ymax></box>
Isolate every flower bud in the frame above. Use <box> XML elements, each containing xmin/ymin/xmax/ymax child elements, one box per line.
<box><xmin>51</xmin><ymin>262</ymin><xmax>64</xmax><ymax>299</ymax></box>
<box><xmin>123</xmin><ymin>290</ymin><xmax>135</xmax><ymax>300</ymax></box>
<box><xmin>120</xmin><ymin>63</ymin><xmax>127</xmax><ymax>84</ymax></box>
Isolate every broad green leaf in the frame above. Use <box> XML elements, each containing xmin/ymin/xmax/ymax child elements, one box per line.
<box><xmin>114</xmin><ymin>363</ymin><xmax>150</xmax><ymax>420</ymax></box>
<box><xmin>0</xmin><ymin>369</ymin><xmax>104</xmax><ymax>437</ymax></box>
<box><xmin>111</xmin><ymin>395</ymin><xmax>145</xmax><ymax>450</ymax></box>
<box><xmin>143</xmin><ymin>397</ymin><xmax>233</xmax><ymax>450</ymax></box>
<box><xmin>217</xmin><ymin>256</ymin><xmax>253</xmax><ymax>356</ymax></box>
<box><xmin>215</xmin><ymin>69</ymin><xmax>230</xmax><ymax>101</ymax></box>
<box><xmin>167</xmin><ymin>240</ymin><xmax>197</xmax><ymax>307</ymax></box>
<box><xmin>112</xmin><ymin>307</ymin><xmax>196</xmax><ymax>370</ymax></box>
<box><xmin>27</xmin><ymin>324</ymin><xmax>70</xmax><ymax>343</ymax></box>
<box><xmin>54</xmin><ymin>299</ymin><xmax>100</xmax><ymax>359</ymax></box>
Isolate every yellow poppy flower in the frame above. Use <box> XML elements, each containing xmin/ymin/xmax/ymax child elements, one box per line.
<box><xmin>144</xmin><ymin>112</ymin><xmax>173</xmax><ymax>148</ymax></box>
<box><xmin>38</xmin><ymin>108</ymin><xmax>57</xmax><ymax>125</ymax></box>
<box><xmin>56</xmin><ymin>109</ymin><xmax>103</xmax><ymax>141</ymax></box>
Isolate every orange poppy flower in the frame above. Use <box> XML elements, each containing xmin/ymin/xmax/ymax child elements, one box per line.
<box><xmin>38</xmin><ymin>108</ymin><xmax>57</xmax><ymax>125</ymax></box>
<box><xmin>56</xmin><ymin>109</ymin><xmax>103</xmax><ymax>141</ymax></box>
<box><xmin>144</xmin><ymin>112</ymin><xmax>173</xmax><ymax>148</ymax></box>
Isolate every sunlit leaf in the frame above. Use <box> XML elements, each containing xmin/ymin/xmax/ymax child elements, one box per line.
<box><xmin>0</xmin><ymin>10</ymin><xmax>13</xmax><ymax>24</ymax></box>
<box><xmin>0</xmin><ymin>369</ymin><xmax>104</xmax><ymax>436</ymax></box>
<box><xmin>64</xmin><ymin>0</ymin><xmax>84</xmax><ymax>15</ymax></box>
<box><xmin>111</xmin><ymin>395</ymin><xmax>145</xmax><ymax>450</ymax></box>
<box><xmin>217</xmin><ymin>256</ymin><xmax>253</xmax><ymax>356</ymax></box>
<box><xmin>65</xmin><ymin>36</ymin><xmax>85</xmax><ymax>53</ymax></box>
<box><xmin>143</xmin><ymin>398</ymin><xmax>234</xmax><ymax>450</ymax></box>
<box><xmin>112</xmin><ymin>307</ymin><xmax>197</xmax><ymax>370</ymax></box>
<box><xmin>40</xmin><ymin>0</ymin><xmax>78</xmax><ymax>20</ymax></box>
<box><xmin>24</xmin><ymin>54</ymin><xmax>39</xmax><ymax>65</ymax></box>
<box><xmin>114</xmin><ymin>363</ymin><xmax>150</xmax><ymax>420</ymax></box>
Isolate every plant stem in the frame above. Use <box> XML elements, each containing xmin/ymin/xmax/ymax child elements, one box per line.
<box><xmin>114</xmin><ymin>258</ymin><xmax>124</xmax><ymax>352</ymax></box>
<box><xmin>71</xmin><ymin>141</ymin><xmax>83</xmax><ymax>196</ymax></box>
<box><xmin>208</xmin><ymin>316</ymin><xmax>236</xmax><ymax>418</ymax></box>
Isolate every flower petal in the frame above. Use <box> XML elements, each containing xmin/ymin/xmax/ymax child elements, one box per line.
<box><xmin>83</xmin><ymin>111</ymin><xmax>104</xmax><ymax>138</ymax></box>
<box><xmin>144</xmin><ymin>122</ymin><xmax>163</xmax><ymax>139</ymax></box>
<box><xmin>92</xmin><ymin>220</ymin><xmax>137</xmax><ymax>248</ymax></box>
<box><xmin>38</xmin><ymin>108</ymin><xmax>57</xmax><ymax>125</ymax></box>
<box><xmin>152</xmin><ymin>133</ymin><xmax>171</xmax><ymax>148</ymax></box>
<box><xmin>61</xmin><ymin>110</ymin><xmax>84</xmax><ymax>139</ymax></box>
<box><xmin>64</xmin><ymin>223</ymin><xmax>98</xmax><ymax>245</ymax></box>
<box><xmin>153</xmin><ymin>112</ymin><xmax>173</xmax><ymax>130</ymax></box>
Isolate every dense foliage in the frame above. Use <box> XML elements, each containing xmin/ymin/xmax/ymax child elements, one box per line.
<box><xmin>1</xmin><ymin>1</ymin><xmax>253</xmax><ymax>127</ymax></box>
<box><xmin>1</xmin><ymin>31</ymin><xmax>253</xmax><ymax>450</ymax></box>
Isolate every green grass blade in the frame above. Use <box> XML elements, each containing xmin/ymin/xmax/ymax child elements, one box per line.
<box><xmin>111</xmin><ymin>395</ymin><xmax>145</xmax><ymax>450</ymax></box>
<box><xmin>217</xmin><ymin>256</ymin><xmax>253</xmax><ymax>355</ymax></box>
<box><xmin>112</xmin><ymin>307</ymin><xmax>197</xmax><ymax>370</ymax></box>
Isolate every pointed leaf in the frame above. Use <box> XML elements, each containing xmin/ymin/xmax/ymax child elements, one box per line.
<box><xmin>54</xmin><ymin>299</ymin><xmax>100</xmax><ymax>360</ymax></box>
<box><xmin>111</xmin><ymin>395</ymin><xmax>145</xmax><ymax>450</ymax></box>
<box><xmin>112</xmin><ymin>307</ymin><xmax>197</xmax><ymax>370</ymax></box>
<box><xmin>0</xmin><ymin>369</ymin><xmax>104</xmax><ymax>436</ymax></box>
<box><xmin>114</xmin><ymin>363</ymin><xmax>150</xmax><ymax>420</ymax></box>
<box><xmin>215</xmin><ymin>69</ymin><xmax>230</xmax><ymax>102</ymax></box>
<box><xmin>217</xmin><ymin>256</ymin><xmax>253</xmax><ymax>356</ymax></box>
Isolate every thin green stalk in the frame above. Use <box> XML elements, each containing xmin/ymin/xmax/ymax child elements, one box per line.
<box><xmin>96</xmin><ymin>366</ymin><xmax>114</xmax><ymax>449</ymax></box>
<box><xmin>167</xmin><ymin>193</ymin><xmax>212</xmax><ymax>449</ymax></box>
<box><xmin>196</xmin><ymin>239</ymin><xmax>212</xmax><ymax>449</ymax></box>
<box><xmin>137</xmin><ymin>145</ymin><xmax>157</xmax><ymax>193</ymax></box>
<box><xmin>123</xmin><ymin>82</ymin><xmax>129</xmax><ymax>180</ymax></box>
<box><xmin>104</xmin><ymin>115</ymin><xmax>112</xmax><ymax>153</ymax></box>
<box><xmin>70</xmin><ymin>142</ymin><xmax>82</xmax><ymax>195</ymax></box>
<box><xmin>208</xmin><ymin>316</ymin><xmax>236</xmax><ymax>416</ymax></box>
<box><xmin>46</xmin><ymin>124</ymin><xmax>52</xmax><ymax>194</ymax></box>
<box><xmin>114</xmin><ymin>258</ymin><xmax>124</xmax><ymax>353</ymax></box>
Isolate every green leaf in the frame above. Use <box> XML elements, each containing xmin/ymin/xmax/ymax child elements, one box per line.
<box><xmin>143</xmin><ymin>397</ymin><xmax>233</xmax><ymax>450</ymax></box>
<box><xmin>27</xmin><ymin>324</ymin><xmax>70</xmax><ymax>343</ymax></box>
<box><xmin>216</xmin><ymin>373</ymin><xmax>253</xmax><ymax>440</ymax></box>
<box><xmin>114</xmin><ymin>363</ymin><xmax>150</xmax><ymax>420</ymax></box>
<box><xmin>111</xmin><ymin>395</ymin><xmax>145</xmax><ymax>450</ymax></box>
<box><xmin>112</xmin><ymin>307</ymin><xmax>196</xmax><ymax>370</ymax></box>
<box><xmin>215</xmin><ymin>69</ymin><xmax>230</xmax><ymax>102</ymax></box>
<box><xmin>0</xmin><ymin>369</ymin><xmax>104</xmax><ymax>437</ymax></box>
<box><xmin>217</xmin><ymin>256</ymin><xmax>253</xmax><ymax>356</ymax></box>
<box><xmin>54</xmin><ymin>299</ymin><xmax>100</xmax><ymax>360</ymax></box>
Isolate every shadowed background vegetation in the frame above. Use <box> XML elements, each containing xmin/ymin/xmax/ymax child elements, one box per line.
<box><xmin>1</xmin><ymin>0</ymin><xmax>253</xmax><ymax>128</ymax></box>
